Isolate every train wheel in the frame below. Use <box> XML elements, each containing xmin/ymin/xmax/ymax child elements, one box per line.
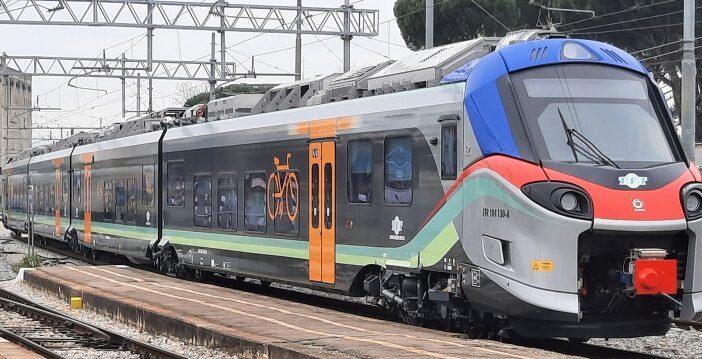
<box><xmin>176</xmin><ymin>265</ymin><xmax>195</xmax><ymax>280</ymax></box>
<box><xmin>467</xmin><ymin>326</ymin><xmax>489</xmax><ymax>339</ymax></box>
<box><xmin>194</xmin><ymin>269</ymin><xmax>213</xmax><ymax>282</ymax></box>
<box><xmin>260</xmin><ymin>280</ymin><xmax>271</xmax><ymax>287</ymax></box>
<box><xmin>567</xmin><ymin>338</ymin><xmax>590</xmax><ymax>344</ymax></box>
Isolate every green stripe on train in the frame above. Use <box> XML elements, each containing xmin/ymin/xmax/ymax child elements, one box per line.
<box><xmin>30</xmin><ymin>214</ymin><xmax>156</xmax><ymax>241</ymax></box>
<box><xmin>166</xmin><ymin>176</ymin><xmax>539</xmax><ymax>268</ymax></box>
<box><xmin>14</xmin><ymin>175</ymin><xmax>538</xmax><ymax>269</ymax></box>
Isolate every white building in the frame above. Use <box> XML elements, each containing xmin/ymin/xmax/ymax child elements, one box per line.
<box><xmin>0</xmin><ymin>66</ymin><xmax>32</xmax><ymax>164</ymax></box>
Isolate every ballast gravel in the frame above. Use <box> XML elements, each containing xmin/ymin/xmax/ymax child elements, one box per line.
<box><xmin>0</xmin><ymin>228</ymin><xmax>237</xmax><ymax>359</ymax></box>
<box><xmin>589</xmin><ymin>328</ymin><xmax>702</xmax><ymax>359</ymax></box>
<box><xmin>0</xmin><ymin>278</ymin><xmax>237</xmax><ymax>359</ymax></box>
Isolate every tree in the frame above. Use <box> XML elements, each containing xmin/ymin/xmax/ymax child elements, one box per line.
<box><xmin>394</xmin><ymin>0</ymin><xmax>702</xmax><ymax>140</ymax></box>
<box><xmin>393</xmin><ymin>0</ymin><xmax>540</xmax><ymax>50</ymax></box>
<box><xmin>556</xmin><ymin>1</ymin><xmax>701</xmax><ymax>140</ymax></box>
<box><xmin>182</xmin><ymin>83</ymin><xmax>275</xmax><ymax>107</ymax></box>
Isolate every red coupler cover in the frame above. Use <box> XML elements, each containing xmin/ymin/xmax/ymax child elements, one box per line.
<box><xmin>634</xmin><ymin>259</ymin><xmax>677</xmax><ymax>295</ymax></box>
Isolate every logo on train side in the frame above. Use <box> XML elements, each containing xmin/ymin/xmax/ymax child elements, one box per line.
<box><xmin>267</xmin><ymin>153</ymin><xmax>300</xmax><ymax>222</ymax></box>
<box><xmin>618</xmin><ymin>173</ymin><xmax>648</xmax><ymax>189</ymax></box>
<box><xmin>389</xmin><ymin>216</ymin><xmax>405</xmax><ymax>241</ymax></box>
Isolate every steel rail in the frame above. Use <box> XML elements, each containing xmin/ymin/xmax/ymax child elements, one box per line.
<box><xmin>0</xmin><ymin>287</ymin><xmax>189</xmax><ymax>359</ymax></box>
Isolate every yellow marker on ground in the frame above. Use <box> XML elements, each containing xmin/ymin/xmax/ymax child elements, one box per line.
<box><xmin>70</xmin><ymin>296</ymin><xmax>83</xmax><ymax>309</ymax></box>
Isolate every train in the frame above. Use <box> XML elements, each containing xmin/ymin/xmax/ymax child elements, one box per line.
<box><xmin>3</xmin><ymin>29</ymin><xmax>701</xmax><ymax>340</ymax></box>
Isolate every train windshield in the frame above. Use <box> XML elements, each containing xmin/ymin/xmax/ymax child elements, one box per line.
<box><xmin>511</xmin><ymin>64</ymin><xmax>677</xmax><ymax>168</ymax></box>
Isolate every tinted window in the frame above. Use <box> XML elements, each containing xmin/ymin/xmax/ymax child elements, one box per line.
<box><xmin>347</xmin><ymin>140</ymin><xmax>372</xmax><ymax>203</ymax></box>
<box><xmin>48</xmin><ymin>184</ymin><xmax>54</xmax><ymax>214</ymax></box>
<box><xmin>384</xmin><ymin>136</ymin><xmax>413</xmax><ymax>204</ymax></box>
<box><xmin>194</xmin><ymin>175</ymin><xmax>212</xmax><ymax>228</ymax></box>
<box><xmin>127</xmin><ymin>178</ymin><xmax>137</xmax><ymax>222</ymax></box>
<box><xmin>62</xmin><ymin>173</ymin><xmax>69</xmax><ymax>217</ymax></box>
<box><xmin>115</xmin><ymin>179</ymin><xmax>127</xmax><ymax>221</ymax></box>
<box><xmin>73</xmin><ymin>170</ymin><xmax>81</xmax><ymax>218</ymax></box>
<box><xmin>244</xmin><ymin>172</ymin><xmax>266</xmax><ymax>233</ymax></box>
<box><xmin>441</xmin><ymin>124</ymin><xmax>458</xmax><ymax>179</ymax></box>
<box><xmin>311</xmin><ymin>164</ymin><xmax>319</xmax><ymax>229</ymax></box>
<box><xmin>512</xmin><ymin>65</ymin><xmax>677</xmax><ymax>167</ymax></box>
<box><xmin>167</xmin><ymin>161</ymin><xmax>185</xmax><ymax>207</ymax></box>
<box><xmin>103</xmin><ymin>180</ymin><xmax>114</xmax><ymax>220</ymax></box>
<box><xmin>142</xmin><ymin>165</ymin><xmax>155</xmax><ymax>206</ymax></box>
<box><xmin>324</xmin><ymin>164</ymin><xmax>332</xmax><ymax>229</ymax></box>
<box><xmin>218</xmin><ymin>175</ymin><xmax>238</xmax><ymax>231</ymax></box>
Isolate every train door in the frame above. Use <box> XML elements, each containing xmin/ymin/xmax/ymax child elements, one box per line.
<box><xmin>308</xmin><ymin>141</ymin><xmax>335</xmax><ymax>284</ymax></box>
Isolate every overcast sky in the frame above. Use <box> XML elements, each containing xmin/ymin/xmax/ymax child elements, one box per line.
<box><xmin>0</xmin><ymin>0</ymin><xmax>412</xmax><ymax>145</ymax></box>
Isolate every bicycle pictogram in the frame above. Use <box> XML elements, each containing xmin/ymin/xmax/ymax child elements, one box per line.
<box><xmin>267</xmin><ymin>153</ymin><xmax>299</xmax><ymax>221</ymax></box>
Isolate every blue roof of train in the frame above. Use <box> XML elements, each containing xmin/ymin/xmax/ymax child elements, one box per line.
<box><xmin>448</xmin><ymin>38</ymin><xmax>649</xmax><ymax>159</ymax></box>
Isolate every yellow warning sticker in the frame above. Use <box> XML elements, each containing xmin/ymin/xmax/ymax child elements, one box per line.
<box><xmin>531</xmin><ymin>260</ymin><xmax>554</xmax><ymax>272</ymax></box>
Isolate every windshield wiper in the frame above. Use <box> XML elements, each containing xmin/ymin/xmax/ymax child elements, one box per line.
<box><xmin>557</xmin><ymin>108</ymin><xmax>620</xmax><ymax>169</ymax></box>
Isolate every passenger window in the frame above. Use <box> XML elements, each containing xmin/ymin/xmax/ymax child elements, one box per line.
<box><xmin>103</xmin><ymin>180</ymin><xmax>114</xmax><ymax>220</ymax></box>
<box><xmin>273</xmin><ymin>170</ymin><xmax>299</xmax><ymax>236</ymax></box>
<box><xmin>142</xmin><ymin>165</ymin><xmax>155</xmax><ymax>206</ymax></box>
<box><xmin>244</xmin><ymin>172</ymin><xmax>266</xmax><ymax>233</ymax></box>
<box><xmin>217</xmin><ymin>175</ymin><xmax>238</xmax><ymax>231</ymax></box>
<box><xmin>62</xmin><ymin>173</ymin><xmax>69</xmax><ymax>217</ymax></box>
<box><xmin>73</xmin><ymin>170</ymin><xmax>81</xmax><ymax>218</ymax></box>
<box><xmin>384</xmin><ymin>136</ymin><xmax>413</xmax><ymax>205</ymax></box>
<box><xmin>193</xmin><ymin>175</ymin><xmax>212</xmax><ymax>228</ymax></box>
<box><xmin>324</xmin><ymin>164</ymin><xmax>332</xmax><ymax>229</ymax></box>
<box><xmin>48</xmin><ymin>184</ymin><xmax>54</xmax><ymax>214</ymax></box>
<box><xmin>441</xmin><ymin>123</ymin><xmax>458</xmax><ymax>180</ymax></box>
<box><xmin>167</xmin><ymin>161</ymin><xmax>185</xmax><ymax>207</ymax></box>
<box><xmin>311</xmin><ymin>164</ymin><xmax>319</xmax><ymax>229</ymax></box>
<box><xmin>127</xmin><ymin>178</ymin><xmax>137</xmax><ymax>222</ymax></box>
<box><xmin>347</xmin><ymin>140</ymin><xmax>372</xmax><ymax>204</ymax></box>
<box><xmin>115</xmin><ymin>179</ymin><xmax>127</xmax><ymax>222</ymax></box>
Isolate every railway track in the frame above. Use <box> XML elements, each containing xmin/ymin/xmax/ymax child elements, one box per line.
<box><xmin>673</xmin><ymin>319</ymin><xmax>702</xmax><ymax>331</ymax></box>
<box><xmin>0</xmin><ymin>287</ymin><xmax>188</xmax><ymax>359</ymax></box>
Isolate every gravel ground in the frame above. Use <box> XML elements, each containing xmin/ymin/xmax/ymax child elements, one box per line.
<box><xmin>588</xmin><ymin>328</ymin><xmax>702</xmax><ymax>359</ymax></box>
<box><xmin>0</xmin><ymin>228</ymin><xmax>237</xmax><ymax>359</ymax></box>
<box><xmin>0</xmin><ymin>227</ymin><xmax>89</xmax><ymax>281</ymax></box>
<box><xmin>0</xmin><ymin>279</ymin><xmax>238</xmax><ymax>359</ymax></box>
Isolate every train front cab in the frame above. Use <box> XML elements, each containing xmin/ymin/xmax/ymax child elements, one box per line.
<box><xmin>457</xmin><ymin>39</ymin><xmax>702</xmax><ymax>339</ymax></box>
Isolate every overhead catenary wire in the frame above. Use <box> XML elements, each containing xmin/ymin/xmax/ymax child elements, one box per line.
<box><xmin>351</xmin><ymin>41</ymin><xmax>393</xmax><ymax>60</ymax></box>
<box><xmin>557</xmin><ymin>0</ymin><xmax>679</xmax><ymax>28</ymax></box>
<box><xmin>639</xmin><ymin>41</ymin><xmax>702</xmax><ymax>61</ymax></box>
<box><xmin>571</xmin><ymin>20</ymin><xmax>702</xmax><ymax>35</ymax></box>
<box><xmin>468</xmin><ymin>0</ymin><xmax>510</xmax><ymax>32</ymax></box>
<box><xmin>566</xmin><ymin>8</ymin><xmax>697</xmax><ymax>33</ymax></box>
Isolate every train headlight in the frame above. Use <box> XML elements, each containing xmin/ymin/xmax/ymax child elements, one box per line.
<box><xmin>686</xmin><ymin>192</ymin><xmax>701</xmax><ymax>213</ymax></box>
<box><xmin>560</xmin><ymin>192</ymin><xmax>579</xmax><ymax>212</ymax></box>
<box><xmin>522</xmin><ymin>182</ymin><xmax>593</xmax><ymax>220</ymax></box>
<box><xmin>682</xmin><ymin>184</ymin><xmax>702</xmax><ymax>220</ymax></box>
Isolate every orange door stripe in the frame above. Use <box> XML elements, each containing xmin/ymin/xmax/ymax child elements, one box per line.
<box><xmin>308</xmin><ymin>142</ymin><xmax>322</xmax><ymax>282</ymax></box>
<box><xmin>321</xmin><ymin>141</ymin><xmax>336</xmax><ymax>284</ymax></box>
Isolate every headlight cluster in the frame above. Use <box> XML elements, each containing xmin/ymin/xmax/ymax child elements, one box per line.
<box><xmin>682</xmin><ymin>184</ymin><xmax>702</xmax><ymax>220</ymax></box>
<box><xmin>522</xmin><ymin>182</ymin><xmax>593</xmax><ymax>220</ymax></box>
